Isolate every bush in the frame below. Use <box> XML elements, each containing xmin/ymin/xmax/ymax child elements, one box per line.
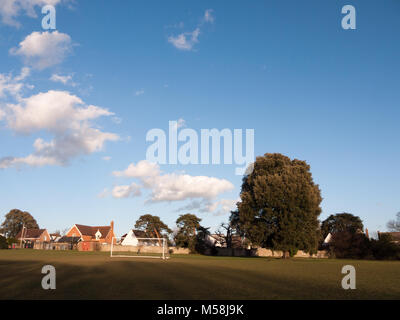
<box><xmin>329</xmin><ymin>231</ymin><xmax>371</xmax><ymax>259</ymax></box>
<box><xmin>370</xmin><ymin>234</ymin><xmax>400</xmax><ymax>260</ymax></box>
<box><xmin>0</xmin><ymin>235</ymin><xmax>8</xmax><ymax>249</ymax></box>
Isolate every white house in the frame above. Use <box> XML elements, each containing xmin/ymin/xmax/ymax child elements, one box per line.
<box><xmin>121</xmin><ymin>229</ymin><xmax>159</xmax><ymax>246</ymax></box>
<box><xmin>323</xmin><ymin>233</ymin><xmax>332</xmax><ymax>245</ymax></box>
<box><xmin>121</xmin><ymin>229</ymin><xmax>140</xmax><ymax>246</ymax></box>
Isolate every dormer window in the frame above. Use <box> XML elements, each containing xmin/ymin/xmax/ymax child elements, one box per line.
<box><xmin>95</xmin><ymin>230</ymin><xmax>102</xmax><ymax>240</ymax></box>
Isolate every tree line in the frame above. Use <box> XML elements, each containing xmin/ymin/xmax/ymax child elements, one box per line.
<box><xmin>1</xmin><ymin>153</ymin><xmax>399</xmax><ymax>259</ymax></box>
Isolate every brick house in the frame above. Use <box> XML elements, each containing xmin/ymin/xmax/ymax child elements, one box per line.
<box><xmin>15</xmin><ymin>228</ymin><xmax>51</xmax><ymax>248</ymax></box>
<box><xmin>378</xmin><ymin>232</ymin><xmax>400</xmax><ymax>244</ymax></box>
<box><xmin>66</xmin><ymin>221</ymin><xmax>115</xmax><ymax>244</ymax></box>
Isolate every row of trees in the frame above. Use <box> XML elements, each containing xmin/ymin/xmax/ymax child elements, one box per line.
<box><xmin>1</xmin><ymin>153</ymin><xmax>399</xmax><ymax>259</ymax></box>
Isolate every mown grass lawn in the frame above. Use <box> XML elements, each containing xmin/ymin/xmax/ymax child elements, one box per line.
<box><xmin>0</xmin><ymin>250</ymin><xmax>399</xmax><ymax>299</ymax></box>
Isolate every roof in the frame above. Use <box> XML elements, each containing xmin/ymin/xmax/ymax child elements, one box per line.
<box><xmin>74</xmin><ymin>224</ymin><xmax>112</xmax><ymax>238</ymax></box>
<box><xmin>57</xmin><ymin>236</ymin><xmax>81</xmax><ymax>243</ymax></box>
<box><xmin>16</xmin><ymin>228</ymin><xmax>46</xmax><ymax>239</ymax></box>
<box><xmin>379</xmin><ymin>232</ymin><xmax>400</xmax><ymax>241</ymax></box>
<box><xmin>132</xmin><ymin>230</ymin><xmax>148</xmax><ymax>238</ymax></box>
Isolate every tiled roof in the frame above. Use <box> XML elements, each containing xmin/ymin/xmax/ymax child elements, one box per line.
<box><xmin>75</xmin><ymin>224</ymin><xmax>111</xmax><ymax>238</ymax></box>
<box><xmin>16</xmin><ymin>229</ymin><xmax>46</xmax><ymax>239</ymax></box>
<box><xmin>57</xmin><ymin>236</ymin><xmax>81</xmax><ymax>243</ymax></box>
<box><xmin>132</xmin><ymin>230</ymin><xmax>148</xmax><ymax>238</ymax></box>
<box><xmin>379</xmin><ymin>232</ymin><xmax>400</xmax><ymax>241</ymax></box>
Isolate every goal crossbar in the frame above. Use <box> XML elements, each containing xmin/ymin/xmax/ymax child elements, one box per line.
<box><xmin>110</xmin><ymin>237</ymin><xmax>169</xmax><ymax>260</ymax></box>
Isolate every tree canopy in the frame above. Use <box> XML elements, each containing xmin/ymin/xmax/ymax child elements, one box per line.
<box><xmin>321</xmin><ymin>213</ymin><xmax>364</xmax><ymax>238</ymax></box>
<box><xmin>0</xmin><ymin>209</ymin><xmax>39</xmax><ymax>238</ymax></box>
<box><xmin>231</xmin><ymin>153</ymin><xmax>322</xmax><ymax>257</ymax></box>
<box><xmin>134</xmin><ymin>214</ymin><xmax>172</xmax><ymax>239</ymax></box>
<box><xmin>174</xmin><ymin>213</ymin><xmax>202</xmax><ymax>249</ymax></box>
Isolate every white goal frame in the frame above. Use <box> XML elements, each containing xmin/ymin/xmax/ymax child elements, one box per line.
<box><xmin>110</xmin><ymin>237</ymin><xmax>169</xmax><ymax>260</ymax></box>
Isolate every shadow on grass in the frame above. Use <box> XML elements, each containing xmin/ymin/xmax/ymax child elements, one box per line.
<box><xmin>1</xmin><ymin>256</ymin><xmax>399</xmax><ymax>299</ymax></box>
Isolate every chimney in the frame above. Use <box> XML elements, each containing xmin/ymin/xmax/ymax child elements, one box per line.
<box><xmin>111</xmin><ymin>220</ymin><xmax>114</xmax><ymax>232</ymax></box>
<box><xmin>365</xmin><ymin>228</ymin><xmax>369</xmax><ymax>239</ymax></box>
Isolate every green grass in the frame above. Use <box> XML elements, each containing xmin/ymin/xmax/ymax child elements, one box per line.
<box><xmin>0</xmin><ymin>250</ymin><xmax>399</xmax><ymax>299</ymax></box>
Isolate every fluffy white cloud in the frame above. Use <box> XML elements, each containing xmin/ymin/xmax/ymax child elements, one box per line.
<box><xmin>112</xmin><ymin>183</ymin><xmax>142</xmax><ymax>199</ymax></box>
<box><xmin>111</xmin><ymin>160</ymin><xmax>234</xmax><ymax>203</ymax></box>
<box><xmin>50</xmin><ymin>73</ymin><xmax>75</xmax><ymax>86</ymax></box>
<box><xmin>10</xmin><ymin>31</ymin><xmax>72</xmax><ymax>69</ymax></box>
<box><xmin>0</xmin><ymin>90</ymin><xmax>119</xmax><ymax>168</ymax></box>
<box><xmin>6</xmin><ymin>90</ymin><xmax>113</xmax><ymax>134</ymax></box>
<box><xmin>0</xmin><ymin>0</ymin><xmax>61</xmax><ymax>27</ymax></box>
<box><xmin>168</xmin><ymin>28</ymin><xmax>200</xmax><ymax>51</ymax></box>
<box><xmin>113</xmin><ymin>160</ymin><xmax>160</xmax><ymax>179</ymax></box>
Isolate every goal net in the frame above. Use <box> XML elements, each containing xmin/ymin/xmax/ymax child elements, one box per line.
<box><xmin>110</xmin><ymin>237</ymin><xmax>169</xmax><ymax>259</ymax></box>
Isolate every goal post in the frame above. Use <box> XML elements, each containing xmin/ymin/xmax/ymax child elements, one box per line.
<box><xmin>110</xmin><ymin>237</ymin><xmax>169</xmax><ymax>260</ymax></box>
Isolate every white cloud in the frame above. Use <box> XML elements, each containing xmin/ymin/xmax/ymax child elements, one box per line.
<box><xmin>0</xmin><ymin>0</ymin><xmax>61</xmax><ymax>27</ymax></box>
<box><xmin>168</xmin><ymin>28</ymin><xmax>200</xmax><ymax>51</ymax></box>
<box><xmin>102</xmin><ymin>156</ymin><xmax>111</xmax><ymax>161</ymax></box>
<box><xmin>204</xmin><ymin>9</ymin><xmax>215</xmax><ymax>23</ymax></box>
<box><xmin>6</xmin><ymin>90</ymin><xmax>113</xmax><ymax>133</ymax></box>
<box><xmin>111</xmin><ymin>160</ymin><xmax>234</xmax><ymax>203</ymax></box>
<box><xmin>10</xmin><ymin>31</ymin><xmax>72</xmax><ymax>69</ymax></box>
<box><xmin>50</xmin><ymin>73</ymin><xmax>75</xmax><ymax>86</ymax></box>
<box><xmin>113</xmin><ymin>160</ymin><xmax>160</xmax><ymax>179</ymax></box>
<box><xmin>0</xmin><ymin>67</ymin><xmax>31</xmax><ymax>98</ymax></box>
<box><xmin>112</xmin><ymin>183</ymin><xmax>142</xmax><ymax>199</ymax></box>
<box><xmin>135</xmin><ymin>89</ymin><xmax>144</xmax><ymax>96</ymax></box>
<box><xmin>0</xmin><ymin>90</ymin><xmax>119</xmax><ymax>168</ymax></box>
<box><xmin>176</xmin><ymin>198</ymin><xmax>238</xmax><ymax>216</ymax></box>
<box><xmin>167</xmin><ymin>9</ymin><xmax>215</xmax><ymax>51</ymax></box>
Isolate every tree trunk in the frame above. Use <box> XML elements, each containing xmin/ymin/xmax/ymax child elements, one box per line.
<box><xmin>282</xmin><ymin>251</ymin><xmax>290</xmax><ymax>259</ymax></box>
<box><xmin>153</xmin><ymin>228</ymin><xmax>162</xmax><ymax>247</ymax></box>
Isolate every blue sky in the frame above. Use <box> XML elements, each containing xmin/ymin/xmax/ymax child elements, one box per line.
<box><xmin>0</xmin><ymin>0</ymin><xmax>399</xmax><ymax>237</ymax></box>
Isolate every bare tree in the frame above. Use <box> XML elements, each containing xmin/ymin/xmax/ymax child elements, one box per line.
<box><xmin>215</xmin><ymin>222</ymin><xmax>234</xmax><ymax>248</ymax></box>
<box><xmin>387</xmin><ymin>212</ymin><xmax>400</xmax><ymax>232</ymax></box>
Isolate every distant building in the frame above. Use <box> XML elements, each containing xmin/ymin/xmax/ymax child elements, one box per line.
<box><xmin>50</xmin><ymin>233</ymin><xmax>61</xmax><ymax>242</ymax></box>
<box><xmin>66</xmin><ymin>221</ymin><xmax>115</xmax><ymax>244</ymax></box>
<box><xmin>206</xmin><ymin>234</ymin><xmax>250</xmax><ymax>249</ymax></box>
<box><xmin>121</xmin><ymin>229</ymin><xmax>160</xmax><ymax>246</ymax></box>
<box><xmin>15</xmin><ymin>229</ymin><xmax>51</xmax><ymax>248</ymax></box>
<box><xmin>377</xmin><ymin>232</ymin><xmax>400</xmax><ymax>244</ymax></box>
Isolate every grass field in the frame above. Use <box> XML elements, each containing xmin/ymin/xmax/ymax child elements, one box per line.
<box><xmin>0</xmin><ymin>250</ymin><xmax>399</xmax><ymax>299</ymax></box>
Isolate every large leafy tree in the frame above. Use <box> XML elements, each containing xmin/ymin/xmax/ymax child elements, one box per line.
<box><xmin>174</xmin><ymin>214</ymin><xmax>202</xmax><ymax>250</ymax></box>
<box><xmin>0</xmin><ymin>209</ymin><xmax>39</xmax><ymax>238</ymax></box>
<box><xmin>231</xmin><ymin>153</ymin><xmax>322</xmax><ymax>257</ymax></box>
<box><xmin>134</xmin><ymin>214</ymin><xmax>172</xmax><ymax>240</ymax></box>
<box><xmin>321</xmin><ymin>213</ymin><xmax>364</xmax><ymax>238</ymax></box>
<box><xmin>387</xmin><ymin>212</ymin><xmax>400</xmax><ymax>232</ymax></box>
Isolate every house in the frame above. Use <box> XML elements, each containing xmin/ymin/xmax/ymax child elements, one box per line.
<box><xmin>55</xmin><ymin>236</ymin><xmax>81</xmax><ymax>250</ymax></box>
<box><xmin>50</xmin><ymin>233</ymin><xmax>61</xmax><ymax>242</ymax></box>
<box><xmin>121</xmin><ymin>229</ymin><xmax>159</xmax><ymax>246</ymax></box>
<box><xmin>322</xmin><ymin>229</ymin><xmax>369</xmax><ymax>247</ymax></box>
<box><xmin>206</xmin><ymin>234</ymin><xmax>225</xmax><ymax>247</ymax></box>
<box><xmin>323</xmin><ymin>233</ymin><xmax>332</xmax><ymax>245</ymax></box>
<box><xmin>15</xmin><ymin>228</ymin><xmax>51</xmax><ymax>248</ymax></box>
<box><xmin>377</xmin><ymin>232</ymin><xmax>400</xmax><ymax>244</ymax></box>
<box><xmin>206</xmin><ymin>234</ymin><xmax>250</xmax><ymax>249</ymax></box>
<box><xmin>66</xmin><ymin>221</ymin><xmax>115</xmax><ymax>244</ymax></box>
